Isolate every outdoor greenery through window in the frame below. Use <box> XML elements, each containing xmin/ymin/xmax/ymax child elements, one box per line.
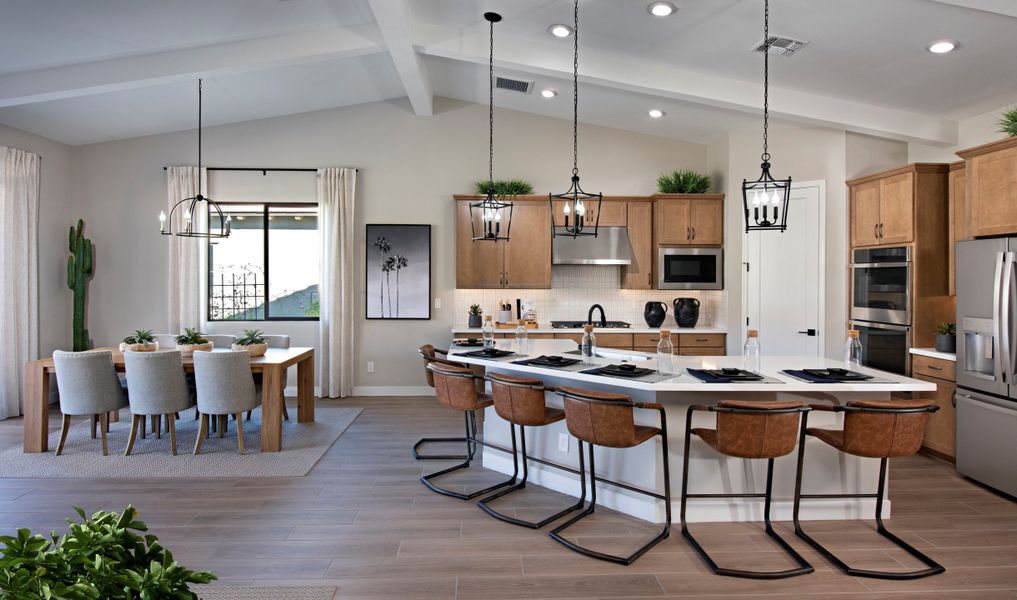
<box><xmin>208</xmin><ymin>203</ymin><xmax>319</xmax><ymax>321</ymax></box>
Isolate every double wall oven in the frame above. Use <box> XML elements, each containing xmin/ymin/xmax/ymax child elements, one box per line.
<box><xmin>849</xmin><ymin>246</ymin><xmax>912</xmax><ymax>375</ymax></box>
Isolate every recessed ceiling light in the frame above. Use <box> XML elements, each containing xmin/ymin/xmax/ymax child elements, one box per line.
<box><xmin>647</xmin><ymin>1</ymin><xmax>677</xmax><ymax>17</ymax></box>
<box><xmin>548</xmin><ymin>24</ymin><xmax>573</xmax><ymax>38</ymax></box>
<box><xmin>648</xmin><ymin>109</ymin><xmax>665</xmax><ymax>118</ymax></box>
<box><xmin>927</xmin><ymin>39</ymin><xmax>957</xmax><ymax>54</ymax></box>
<box><xmin>541</xmin><ymin>89</ymin><xmax>558</xmax><ymax>98</ymax></box>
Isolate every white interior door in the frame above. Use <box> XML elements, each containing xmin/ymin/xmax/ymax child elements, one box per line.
<box><xmin>743</xmin><ymin>182</ymin><xmax>824</xmax><ymax>356</ymax></box>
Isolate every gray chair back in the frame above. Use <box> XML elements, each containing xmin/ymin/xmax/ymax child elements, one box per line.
<box><xmin>124</xmin><ymin>350</ymin><xmax>195</xmax><ymax>416</ymax></box>
<box><xmin>192</xmin><ymin>350</ymin><xmax>260</xmax><ymax>415</ymax></box>
<box><xmin>53</xmin><ymin>350</ymin><xmax>127</xmax><ymax>416</ymax></box>
<box><xmin>263</xmin><ymin>335</ymin><xmax>291</xmax><ymax>349</ymax></box>
<box><xmin>152</xmin><ymin>334</ymin><xmax>177</xmax><ymax>348</ymax></box>
<box><xmin>204</xmin><ymin>334</ymin><xmax>236</xmax><ymax>349</ymax></box>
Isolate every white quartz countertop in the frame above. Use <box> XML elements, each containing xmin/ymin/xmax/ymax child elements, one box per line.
<box><xmin>449</xmin><ymin>340</ymin><xmax>934</xmax><ymax>393</ymax></box>
<box><xmin>451</xmin><ymin>326</ymin><xmax>727</xmax><ymax>335</ymax></box>
<box><xmin>909</xmin><ymin>348</ymin><xmax>957</xmax><ymax>362</ymax></box>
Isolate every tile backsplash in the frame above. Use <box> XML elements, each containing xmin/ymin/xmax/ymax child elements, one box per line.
<box><xmin>454</xmin><ymin>265</ymin><xmax>727</xmax><ymax>328</ymax></box>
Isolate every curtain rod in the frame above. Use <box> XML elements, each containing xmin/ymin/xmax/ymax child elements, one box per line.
<box><xmin>162</xmin><ymin>166</ymin><xmax>358</xmax><ymax>173</ymax></box>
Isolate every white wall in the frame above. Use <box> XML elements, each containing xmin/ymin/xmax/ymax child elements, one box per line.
<box><xmin>0</xmin><ymin>124</ymin><xmax>73</xmax><ymax>357</ymax></box>
<box><xmin>846</xmin><ymin>132</ymin><xmax>909</xmax><ymax>180</ymax></box>
<box><xmin>67</xmin><ymin>97</ymin><xmax>706</xmax><ymax>393</ymax></box>
<box><xmin>909</xmin><ymin>102</ymin><xmax>1017</xmax><ymax>162</ymax></box>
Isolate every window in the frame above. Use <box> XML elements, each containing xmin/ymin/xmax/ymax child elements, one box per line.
<box><xmin>208</xmin><ymin>203</ymin><xmax>319</xmax><ymax>321</ymax></box>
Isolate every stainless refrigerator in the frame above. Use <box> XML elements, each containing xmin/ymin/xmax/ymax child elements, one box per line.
<box><xmin>955</xmin><ymin>238</ymin><xmax>1017</xmax><ymax>497</ymax></box>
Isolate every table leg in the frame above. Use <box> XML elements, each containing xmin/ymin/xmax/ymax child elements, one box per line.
<box><xmin>260</xmin><ymin>366</ymin><xmax>283</xmax><ymax>452</ymax></box>
<box><xmin>23</xmin><ymin>363</ymin><xmax>49</xmax><ymax>453</ymax></box>
<box><xmin>297</xmin><ymin>355</ymin><xmax>315</xmax><ymax>423</ymax></box>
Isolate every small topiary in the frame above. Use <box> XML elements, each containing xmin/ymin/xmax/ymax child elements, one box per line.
<box><xmin>656</xmin><ymin>170</ymin><xmax>712</xmax><ymax>194</ymax></box>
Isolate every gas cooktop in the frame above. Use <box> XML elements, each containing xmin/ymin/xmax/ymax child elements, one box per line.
<box><xmin>551</xmin><ymin>321</ymin><xmax>632</xmax><ymax>329</ymax></box>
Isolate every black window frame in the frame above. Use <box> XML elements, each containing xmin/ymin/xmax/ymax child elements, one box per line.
<box><xmin>207</xmin><ymin>201</ymin><xmax>320</xmax><ymax>322</ymax></box>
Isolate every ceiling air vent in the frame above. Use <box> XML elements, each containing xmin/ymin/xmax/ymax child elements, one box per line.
<box><xmin>753</xmin><ymin>35</ymin><xmax>808</xmax><ymax>57</ymax></box>
<box><xmin>495</xmin><ymin>76</ymin><xmax>534</xmax><ymax>94</ymax></box>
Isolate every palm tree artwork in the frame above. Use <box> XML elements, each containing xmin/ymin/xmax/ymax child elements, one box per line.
<box><xmin>373</xmin><ymin>236</ymin><xmax>390</xmax><ymax>316</ymax></box>
<box><xmin>367</xmin><ymin>225</ymin><xmax>430</xmax><ymax>320</ymax></box>
<box><xmin>393</xmin><ymin>254</ymin><xmax>408</xmax><ymax>317</ymax></box>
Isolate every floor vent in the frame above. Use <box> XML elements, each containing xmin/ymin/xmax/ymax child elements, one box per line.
<box><xmin>753</xmin><ymin>35</ymin><xmax>808</xmax><ymax>57</ymax></box>
<box><xmin>495</xmin><ymin>76</ymin><xmax>533</xmax><ymax>94</ymax></box>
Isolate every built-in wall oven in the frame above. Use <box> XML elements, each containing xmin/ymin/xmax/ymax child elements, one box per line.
<box><xmin>848</xmin><ymin>320</ymin><xmax>912</xmax><ymax>376</ymax></box>
<box><xmin>850</xmin><ymin>246</ymin><xmax>911</xmax><ymax>325</ymax></box>
<box><xmin>657</xmin><ymin>247</ymin><xmax>723</xmax><ymax>290</ymax></box>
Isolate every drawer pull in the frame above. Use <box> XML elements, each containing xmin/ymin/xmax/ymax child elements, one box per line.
<box><xmin>928</xmin><ymin>365</ymin><xmax>944</xmax><ymax>371</ymax></box>
<box><xmin>695</xmin><ymin>338</ymin><xmax>709</xmax><ymax>342</ymax></box>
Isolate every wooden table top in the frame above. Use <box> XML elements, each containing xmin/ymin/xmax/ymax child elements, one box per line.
<box><xmin>29</xmin><ymin>347</ymin><xmax>314</xmax><ymax>374</ymax></box>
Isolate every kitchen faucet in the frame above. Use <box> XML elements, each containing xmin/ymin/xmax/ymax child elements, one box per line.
<box><xmin>587</xmin><ymin>304</ymin><xmax>607</xmax><ymax>328</ymax></box>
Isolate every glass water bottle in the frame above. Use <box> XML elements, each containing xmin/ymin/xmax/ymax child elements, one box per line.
<box><xmin>657</xmin><ymin>329</ymin><xmax>675</xmax><ymax>376</ymax></box>
<box><xmin>515</xmin><ymin>320</ymin><xmax>529</xmax><ymax>353</ymax></box>
<box><xmin>743</xmin><ymin>329</ymin><xmax>761</xmax><ymax>373</ymax></box>
<box><xmin>482</xmin><ymin>315</ymin><xmax>496</xmax><ymax>349</ymax></box>
<box><xmin>581</xmin><ymin>324</ymin><xmax>597</xmax><ymax>365</ymax></box>
<box><xmin>845</xmin><ymin>329</ymin><xmax>863</xmax><ymax>368</ymax></box>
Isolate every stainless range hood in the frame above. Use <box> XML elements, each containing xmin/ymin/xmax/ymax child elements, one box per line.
<box><xmin>552</xmin><ymin>226</ymin><xmax>633</xmax><ymax>265</ymax></box>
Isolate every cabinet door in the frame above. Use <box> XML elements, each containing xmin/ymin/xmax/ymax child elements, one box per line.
<box><xmin>655</xmin><ymin>199</ymin><xmax>691</xmax><ymax>245</ymax></box>
<box><xmin>593</xmin><ymin>201</ymin><xmax>627</xmax><ymax>226</ymax></box>
<box><xmin>455</xmin><ymin>201</ymin><xmax>505</xmax><ymax>288</ymax></box>
<box><xmin>879</xmin><ymin>172</ymin><xmax>915</xmax><ymax>244</ymax></box>
<box><xmin>915</xmin><ymin>374</ymin><xmax>956</xmax><ymax>460</ymax></box>
<box><xmin>850</xmin><ymin>181</ymin><xmax>881</xmax><ymax>247</ymax></box>
<box><xmin>970</xmin><ymin>145</ymin><xmax>1017</xmax><ymax>238</ymax></box>
<box><xmin>689</xmin><ymin>197</ymin><xmax>724</xmax><ymax>245</ymax></box>
<box><xmin>949</xmin><ymin>166</ymin><xmax>967</xmax><ymax>295</ymax></box>
<box><xmin>503</xmin><ymin>202</ymin><xmax>551</xmax><ymax>288</ymax></box>
<box><xmin>622</xmin><ymin>202</ymin><xmax>653</xmax><ymax>289</ymax></box>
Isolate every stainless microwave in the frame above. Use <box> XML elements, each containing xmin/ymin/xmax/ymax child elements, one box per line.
<box><xmin>657</xmin><ymin>247</ymin><xmax>723</xmax><ymax>290</ymax></box>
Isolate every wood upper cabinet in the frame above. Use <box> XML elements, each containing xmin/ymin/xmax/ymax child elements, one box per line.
<box><xmin>455</xmin><ymin>198</ymin><xmax>550</xmax><ymax>289</ymax></box>
<box><xmin>948</xmin><ymin>161</ymin><xmax>967</xmax><ymax>296</ymax></box>
<box><xmin>958</xmin><ymin>137</ymin><xmax>1017</xmax><ymax>239</ymax></box>
<box><xmin>850</xmin><ymin>180</ymin><xmax>882</xmax><ymax>247</ymax></box>
<box><xmin>652</xmin><ymin>194</ymin><xmax>724</xmax><ymax>246</ymax></box>
<box><xmin>551</xmin><ymin>199</ymin><xmax>626</xmax><ymax>228</ymax></box>
<box><xmin>847</xmin><ymin>164</ymin><xmax>948</xmax><ymax>249</ymax></box>
<box><xmin>878</xmin><ymin>172</ymin><xmax>915</xmax><ymax>244</ymax></box>
<box><xmin>621</xmin><ymin>202</ymin><xmax>653</xmax><ymax>289</ymax></box>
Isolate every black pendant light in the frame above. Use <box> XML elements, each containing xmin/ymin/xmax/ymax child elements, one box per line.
<box><xmin>742</xmin><ymin>0</ymin><xmax>790</xmax><ymax>233</ymax></box>
<box><xmin>549</xmin><ymin>0</ymin><xmax>602</xmax><ymax>238</ymax></box>
<box><xmin>160</xmin><ymin>79</ymin><xmax>231</xmax><ymax>239</ymax></box>
<box><xmin>469</xmin><ymin>12</ymin><xmax>513</xmax><ymax>242</ymax></box>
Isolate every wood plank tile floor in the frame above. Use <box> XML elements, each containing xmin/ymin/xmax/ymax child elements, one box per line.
<box><xmin>2</xmin><ymin>397</ymin><xmax>1016</xmax><ymax>598</ymax></box>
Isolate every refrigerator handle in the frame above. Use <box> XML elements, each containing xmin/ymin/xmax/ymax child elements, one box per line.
<box><xmin>993</xmin><ymin>251</ymin><xmax>1006</xmax><ymax>384</ymax></box>
<box><xmin>1007</xmin><ymin>252</ymin><xmax>1017</xmax><ymax>383</ymax></box>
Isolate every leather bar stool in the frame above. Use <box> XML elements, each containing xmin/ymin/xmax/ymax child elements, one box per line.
<box><xmin>549</xmin><ymin>386</ymin><xmax>671</xmax><ymax>565</ymax></box>
<box><xmin>476</xmin><ymin>373</ymin><xmax>585</xmax><ymax>528</ymax></box>
<box><xmin>414</xmin><ymin>345</ymin><xmax>473</xmax><ymax>461</ymax></box>
<box><xmin>682</xmin><ymin>401</ymin><xmax>814</xmax><ymax>579</ymax></box>
<box><xmin>793</xmin><ymin>398</ymin><xmax>944</xmax><ymax>579</ymax></box>
<box><xmin>421</xmin><ymin>362</ymin><xmax>516</xmax><ymax>500</ymax></box>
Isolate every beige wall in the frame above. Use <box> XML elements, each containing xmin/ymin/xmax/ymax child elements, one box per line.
<box><xmin>846</xmin><ymin>132</ymin><xmax>908</xmax><ymax>180</ymax></box>
<box><xmin>909</xmin><ymin>102</ymin><xmax>1016</xmax><ymax>162</ymax></box>
<box><xmin>0</xmin><ymin>124</ymin><xmax>73</xmax><ymax>357</ymax></box>
<box><xmin>67</xmin><ymin>97</ymin><xmax>706</xmax><ymax>393</ymax></box>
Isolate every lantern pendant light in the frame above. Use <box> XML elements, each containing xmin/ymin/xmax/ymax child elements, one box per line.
<box><xmin>469</xmin><ymin>12</ymin><xmax>513</xmax><ymax>242</ymax></box>
<box><xmin>742</xmin><ymin>0</ymin><xmax>790</xmax><ymax>233</ymax></box>
<box><xmin>160</xmin><ymin>79</ymin><xmax>231</xmax><ymax>239</ymax></box>
<box><xmin>549</xmin><ymin>0</ymin><xmax>602</xmax><ymax>238</ymax></box>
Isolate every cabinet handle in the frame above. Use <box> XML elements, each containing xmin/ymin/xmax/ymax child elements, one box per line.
<box><xmin>879</xmin><ymin>223</ymin><xmax>884</xmax><ymax>238</ymax></box>
<box><xmin>648</xmin><ymin>273</ymin><xmax>652</xmax><ymax>287</ymax></box>
<box><xmin>686</xmin><ymin>227</ymin><xmax>691</xmax><ymax>240</ymax></box>
<box><xmin>873</xmin><ymin>223</ymin><xmax>879</xmax><ymax>240</ymax></box>
<box><xmin>928</xmin><ymin>365</ymin><xmax>944</xmax><ymax>371</ymax></box>
<box><xmin>695</xmin><ymin>338</ymin><xmax>709</xmax><ymax>342</ymax></box>
<box><xmin>692</xmin><ymin>227</ymin><xmax>696</xmax><ymax>240</ymax></box>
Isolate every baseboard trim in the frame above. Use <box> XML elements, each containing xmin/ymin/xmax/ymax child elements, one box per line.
<box><xmin>351</xmin><ymin>386</ymin><xmax>435</xmax><ymax>397</ymax></box>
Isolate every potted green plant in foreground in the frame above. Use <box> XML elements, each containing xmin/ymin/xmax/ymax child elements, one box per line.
<box><xmin>119</xmin><ymin>329</ymin><xmax>158</xmax><ymax>353</ymax></box>
<box><xmin>174</xmin><ymin>327</ymin><xmax>212</xmax><ymax>356</ymax></box>
<box><xmin>0</xmin><ymin>505</ymin><xmax>216</xmax><ymax>599</ymax></box>
<box><xmin>232</xmin><ymin>328</ymin><xmax>268</xmax><ymax>357</ymax></box>
<box><xmin>468</xmin><ymin>304</ymin><xmax>483</xmax><ymax>328</ymax></box>
<box><xmin>656</xmin><ymin>169</ymin><xmax>712</xmax><ymax>194</ymax></box>
<box><xmin>935</xmin><ymin>322</ymin><xmax>956</xmax><ymax>354</ymax></box>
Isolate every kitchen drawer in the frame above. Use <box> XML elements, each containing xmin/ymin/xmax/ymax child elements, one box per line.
<box><xmin>633</xmin><ymin>333</ymin><xmax>663</xmax><ymax>347</ymax></box>
<box><xmin>554</xmin><ymin>332</ymin><xmax>633</xmax><ymax>349</ymax></box>
<box><xmin>679</xmin><ymin>347</ymin><xmax>725</xmax><ymax>356</ymax></box>
<box><xmin>912</xmin><ymin>354</ymin><xmax>955</xmax><ymax>381</ymax></box>
<box><xmin>554</xmin><ymin>333</ymin><xmax>583</xmax><ymax>344</ymax></box>
<box><xmin>678</xmin><ymin>333</ymin><xmax>726</xmax><ymax>348</ymax></box>
<box><xmin>914</xmin><ymin>374</ymin><xmax>955</xmax><ymax>461</ymax></box>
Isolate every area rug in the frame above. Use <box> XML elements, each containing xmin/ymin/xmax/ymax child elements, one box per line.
<box><xmin>194</xmin><ymin>585</ymin><xmax>337</xmax><ymax>600</ymax></box>
<box><xmin>0</xmin><ymin>407</ymin><xmax>360</xmax><ymax>478</ymax></box>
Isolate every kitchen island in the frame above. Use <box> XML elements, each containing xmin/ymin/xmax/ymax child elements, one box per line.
<box><xmin>448</xmin><ymin>339</ymin><xmax>935</xmax><ymax>524</ymax></box>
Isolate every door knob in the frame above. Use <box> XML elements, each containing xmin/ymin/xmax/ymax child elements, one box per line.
<box><xmin>797</xmin><ymin>329</ymin><xmax>817</xmax><ymax>336</ymax></box>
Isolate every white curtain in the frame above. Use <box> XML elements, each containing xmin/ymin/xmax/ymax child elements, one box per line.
<box><xmin>0</xmin><ymin>146</ymin><xmax>40</xmax><ymax>420</ymax></box>
<box><xmin>318</xmin><ymin>167</ymin><xmax>356</xmax><ymax>398</ymax></box>
<box><xmin>166</xmin><ymin>166</ymin><xmax>207</xmax><ymax>334</ymax></box>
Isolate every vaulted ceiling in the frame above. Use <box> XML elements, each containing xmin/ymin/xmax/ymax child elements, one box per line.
<box><xmin>1</xmin><ymin>0</ymin><xmax>1014</xmax><ymax>146</ymax></box>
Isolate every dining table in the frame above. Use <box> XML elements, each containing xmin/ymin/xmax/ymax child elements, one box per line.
<box><xmin>22</xmin><ymin>347</ymin><xmax>315</xmax><ymax>453</ymax></box>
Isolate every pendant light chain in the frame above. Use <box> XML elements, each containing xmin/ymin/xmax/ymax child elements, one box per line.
<box><xmin>572</xmin><ymin>0</ymin><xmax>579</xmax><ymax>176</ymax></box>
<box><xmin>761</xmin><ymin>0</ymin><xmax>770</xmax><ymax>163</ymax></box>
<box><xmin>488</xmin><ymin>18</ymin><xmax>494</xmax><ymax>185</ymax></box>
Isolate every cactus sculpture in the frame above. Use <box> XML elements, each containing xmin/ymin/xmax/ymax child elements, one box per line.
<box><xmin>67</xmin><ymin>219</ymin><xmax>94</xmax><ymax>351</ymax></box>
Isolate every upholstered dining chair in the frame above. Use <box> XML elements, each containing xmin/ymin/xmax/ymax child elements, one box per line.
<box><xmin>246</xmin><ymin>334</ymin><xmax>290</xmax><ymax>422</ymax></box>
<box><xmin>152</xmin><ymin>334</ymin><xmax>178</xmax><ymax>349</ymax></box>
<box><xmin>52</xmin><ymin>350</ymin><xmax>129</xmax><ymax>456</ymax></box>
<box><xmin>192</xmin><ymin>350</ymin><xmax>262</xmax><ymax>455</ymax></box>
<box><xmin>203</xmin><ymin>334</ymin><xmax>236</xmax><ymax>349</ymax></box>
<box><xmin>123</xmin><ymin>350</ymin><xmax>196</xmax><ymax>455</ymax></box>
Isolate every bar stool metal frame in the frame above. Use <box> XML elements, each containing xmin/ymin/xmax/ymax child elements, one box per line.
<box><xmin>681</xmin><ymin>403</ymin><xmax>815</xmax><ymax>579</ymax></box>
<box><xmin>413</xmin><ymin>346</ymin><xmax>475</xmax><ymax>462</ymax></box>
<box><xmin>548</xmin><ymin>387</ymin><xmax>672</xmax><ymax>565</ymax></box>
<box><xmin>476</xmin><ymin>375</ymin><xmax>586</xmax><ymax>529</ymax></box>
<box><xmin>792</xmin><ymin>401</ymin><xmax>945</xmax><ymax>580</ymax></box>
<box><xmin>420</xmin><ymin>362</ymin><xmax>517</xmax><ymax>501</ymax></box>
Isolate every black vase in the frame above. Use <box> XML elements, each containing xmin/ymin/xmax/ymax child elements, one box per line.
<box><xmin>674</xmin><ymin>297</ymin><xmax>700</xmax><ymax>328</ymax></box>
<box><xmin>643</xmin><ymin>301</ymin><xmax>668</xmax><ymax>328</ymax></box>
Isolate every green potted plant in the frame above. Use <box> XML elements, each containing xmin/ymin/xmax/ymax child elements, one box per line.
<box><xmin>232</xmin><ymin>328</ymin><xmax>268</xmax><ymax>357</ymax></box>
<box><xmin>174</xmin><ymin>327</ymin><xmax>212</xmax><ymax>356</ymax></box>
<box><xmin>935</xmin><ymin>322</ymin><xmax>956</xmax><ymax>354</ymax></box>
<box><xmin>656</xmin><ymin>169</ymin><xmax>712</xmax><ymax>194</ymax></box>
<box><xmin>468</xmin><ymin>304</ymin><xmax>483</xmax><ymax>328</ymax></box>
<box><xmin>119</xmin><ymin>329</ymin><xmax>158</xmax><ymax>353</ymax></box>
<box><xmin>999</xmin><ymin>106</ymin><xmax>1017</xmax><ymax>138</ymax></box>
<box><xmin>474</xmin><ymin>179</ymin><xmax>534</xmax><ymax>196</ymax></box>
<box><xmin>0</xmin><ymin>505</ymin><xmax>215</xmax><ymax>598</ymax></box>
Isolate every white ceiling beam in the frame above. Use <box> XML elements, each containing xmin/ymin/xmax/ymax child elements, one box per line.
<box><xmin>418</xmin><ymin>28</ymin><xmax>958</xmax><ymax>146</ymax></box>
<box><xmin>367</xmin><ymin>0</ymin><xmax>433</xmax><ymax>116</ymax></box>
<box><xmin>0</xmin><ymin>26</ymin><xmax>385</xmax><ymax>108</ymax></box>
